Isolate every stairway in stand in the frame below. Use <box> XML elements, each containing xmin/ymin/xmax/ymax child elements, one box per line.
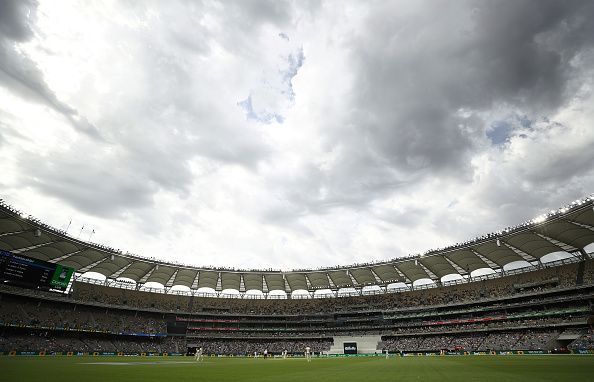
<box><xmin>576</xmin><ymin>260</ymin><xmax>585</xmax><ymax>285</ymax></box>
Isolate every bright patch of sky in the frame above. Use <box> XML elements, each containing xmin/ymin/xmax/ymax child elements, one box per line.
<box><xmin>487</xmin><ymin>115</ymin><xmax>533</xmax><ymax>145</ymax></box>
<box><xmin>238</xmin><ymin>33</ymin><xmax>304</xmax><ymax>124</ymax></box>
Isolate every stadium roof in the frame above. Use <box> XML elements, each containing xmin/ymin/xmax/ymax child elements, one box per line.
<box><xmin>0</xmin><ymin>197</ymin><xmax>593</xmax><ymax>293</ymax></box>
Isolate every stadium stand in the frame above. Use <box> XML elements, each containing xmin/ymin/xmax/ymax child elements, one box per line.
<box><xmin>1</xmin><ymin>260</ymin><xmax>592</xmax><ymax>354</ymax></box>
<box><xmin>0</xmin><ymin>199</ymin><xmax>593</xmax><ymax>355</ymax></box>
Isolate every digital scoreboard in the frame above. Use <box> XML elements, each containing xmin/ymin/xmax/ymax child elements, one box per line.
<box><xmin>0</xmin><ymin>250</ymin><xmax>75</xmax><ymax>292</ymax></box>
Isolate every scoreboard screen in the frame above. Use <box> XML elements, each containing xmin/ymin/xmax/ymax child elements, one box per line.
<box><xmin>0</xmin><ymin>250</ymin><xmax>75</xmax><ymax>292</ymax></box>
<box><xmin>344</xmin><ymin>342</ymin><xmax>358</xmax><ymax>354</ymax></box>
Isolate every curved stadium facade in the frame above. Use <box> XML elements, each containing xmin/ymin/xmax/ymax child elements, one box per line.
<box><xmin>0</xmin><ymin>197</ymin><xmax>593</xmax><ymax>356</ymax></box>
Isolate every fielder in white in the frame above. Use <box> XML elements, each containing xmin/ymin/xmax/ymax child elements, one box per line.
<box><xmin>195</xmin><ymin>347</ymin><xmax>203</xmax><ymax>362</ymax></box>
<box><xmin>305</xmin><ymin>346</ymin><xmax>311</xmax><ymax>362</ymax></box>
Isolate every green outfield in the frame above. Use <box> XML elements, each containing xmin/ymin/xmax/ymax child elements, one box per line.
<box><xmin>1</xmin><ymin>355</ymin><xmax>593</xmax><ymax>382</ymax></box>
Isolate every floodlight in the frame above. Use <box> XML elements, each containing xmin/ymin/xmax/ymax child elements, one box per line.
<box><xmin>533</xmin><ymin>215</ymin><xmax>547</xmax><ymax>224</ymax></box>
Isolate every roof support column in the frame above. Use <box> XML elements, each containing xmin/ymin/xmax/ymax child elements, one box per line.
<box><xmin>49</xmin><ymin>249</ymin><xmax>83</xmax><ymax>263</ymax></box>
<box><xmin>11</xmin><ymin>240</ymin><xmax>55</xmax><ymax>254</ymax></box>
<box><xmin>501</xmin><ymin>241</ymin><xmax>539</xmax><ymax>263</ymax></box>
<box><xmin>470</xmin><ymin>249</ymin><xmax>499</xmax><ymax>269</ymax></box>
<box><xmin>0</xmin><ymin>229</ymin><xmax>28</xmax><ymax>237</ymax></box>
<box><xmin>562</xmin><ymin>218</ymin><xmax>594</xmax><ymax>232</ymax></box>
<box><xmin>78</xmin><ymin>256</ymin><xmax>109</xmax><ymax>273</ymax></box>
<box><xmin>109</xmin><ymin>262</ymin><xmax>133</xmax><ymax>279</ymax></box>
<box><xmin>533</xmin><ymin>232</ymin><xmax>578</xmax><ymax>253</ymax></box>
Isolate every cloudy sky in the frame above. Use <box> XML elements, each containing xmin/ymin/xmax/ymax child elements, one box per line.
<box><xmin>1</xmin><ymin>0</ymin><xmax>593</xmax><ymax>271</ymax></box>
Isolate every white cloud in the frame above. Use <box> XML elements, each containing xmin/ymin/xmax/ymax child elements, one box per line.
<box><xmin>1</xmin><ymin>0</ymin><xmax>593</xmax><ymax>271</ymax></box>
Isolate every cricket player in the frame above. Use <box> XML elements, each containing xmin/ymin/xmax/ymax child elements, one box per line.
<box><xmin>195</xmin><ymin>347</ymin><xmax>203</xmax><ymax>362</ymax></box>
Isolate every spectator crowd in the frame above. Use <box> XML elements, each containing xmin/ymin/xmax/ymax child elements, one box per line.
<box><xmin>0</xmin><ymin>259</ymin><xmax>591</xmax><ymax>354</ymax></box>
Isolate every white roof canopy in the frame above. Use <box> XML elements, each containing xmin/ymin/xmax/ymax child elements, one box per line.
<box><xmin>1</xmin><ymin>200</ymin><xmax>593</xmax><ymax>293</ymax></box>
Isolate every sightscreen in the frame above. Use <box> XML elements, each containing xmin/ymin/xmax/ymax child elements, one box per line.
<box><xmin>0</xmin><ymin>250</ymin><xmax>75</xmax><ymax>291</ymax></box>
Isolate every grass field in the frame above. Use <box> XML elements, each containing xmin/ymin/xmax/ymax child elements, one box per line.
<box><xmin>1</xmin><ymin>355</ymin><xmax>593</xmax><ymax>382</ymax></box>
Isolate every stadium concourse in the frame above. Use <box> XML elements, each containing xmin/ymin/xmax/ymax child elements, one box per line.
<box><xmin>0</xmin><ymin>198</ymin><xmax>594</xmax><ymax>356</ymax></box>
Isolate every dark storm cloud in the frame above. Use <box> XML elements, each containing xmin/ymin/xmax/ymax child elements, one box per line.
<box><xmin>271</xmin><ymin>0</ymin><xmax>594</xmax><ymax>222</ymax></box>
<box><xmin>0</xmin><ymin>0</ymin><xmax>36</xmax><ymax>41</ymax></box>
<box><xmin>462</xmin><ymin>0</ymin><xmax>594</xmax><ymax>110</ymax></box>
<box><xmin>228</xmin><ymin>0</ymin><xmax>293</xmax><ymax>27</ymax></box>
<box><xmin>24</xmin><ymin>164</ymin><xmax>156</xmax><ymax>218</ymax></box>
<box><xmin>17</xmin><ymin>141</ymin><xmax>196</xmax><ymax>218</ymax></box>
<box><xmin>351</xmin><ymin>0</ymin><xmax>593</xmax><ymax>160</ymax></box>
<box><xmin>0</xmin><ymin>0</ymin><xmax>102</xmax><ymax>139</ymax></box>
